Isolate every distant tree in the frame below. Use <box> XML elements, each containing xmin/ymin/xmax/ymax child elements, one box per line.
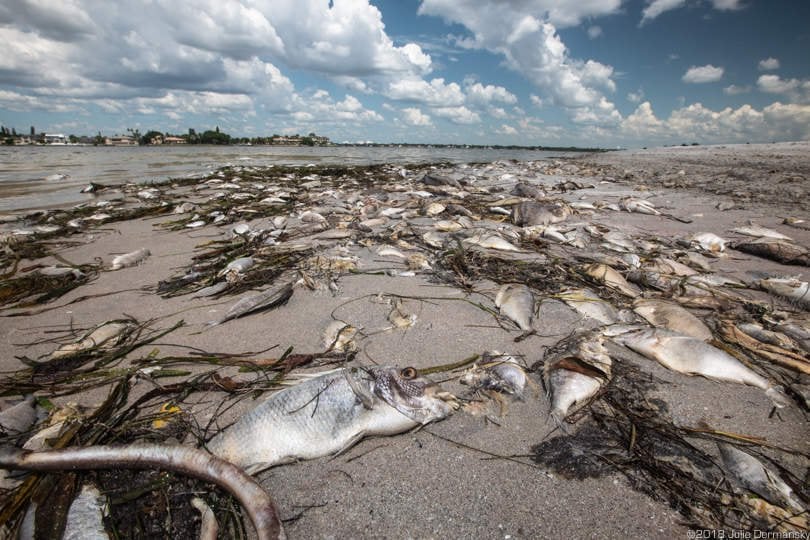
<box><xmin>94</xmin><ymin>131</ymin><xmax>104</xmax><ymax>145</ymax></box>
<box><xmin>140</xmin><ymin>130</ymin><xmax>164</xmax><ymax>145</ymax></box>
<box><xmin>1</xmin><ymin>126</ymin><xmax>6</xmax><ymax>136</ymax></box>
<box><xmin>187</xmin><ymin>128</ymin><xmax>198</xmax><ymax>144</ymax></box>
<box><xmin>301</xmin><ymin>136</ymin><xmax>315</xmax><ymax>146</ymax></box>
<box><xmin>127</xmin><ymin>128</ymin><xmax>141</xmax><ymax>143</ymax></box>
<box><xmin>199</xmin><ymin>129</ymin><xmax>231</xmax><ymax>145</ymax></box>
<box><xmin>30</xmin><ymin>126</ymin><xmax>35</xmax><ymax>136</ymax></box>
<box><xmin>11</xmin><ymin>127</ymin><xmax>16</xmax><ymax>136</ymax></box>
<box><xmin>69</xmin><ymin>134</ymin><xmax>78</xmax><ymax>144</ymax></box>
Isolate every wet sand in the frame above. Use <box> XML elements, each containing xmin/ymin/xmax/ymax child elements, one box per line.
<box><xmin>0</xmin><ymin>142</ymin><xmax>808</xmax><ymax>538</ymax></box>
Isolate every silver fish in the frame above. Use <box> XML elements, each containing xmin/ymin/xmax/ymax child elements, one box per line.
<box><xmin>584</xmin><ymin>263</ymin><xmax>641</xmax><ymax>298</ymax></box>
<box><xmin>731</xmin><ymin>225</ymin><xmax>793</xmax><ymax>242</ymax></box>
<box><xmin>734</xmin><ymin>238</ymin><xmax>809</xmax><ymax>266</ymax></box>
<box><xmin>619</xmin><ymin>197</ymin><xmax>660</xmax><ymax>215</ymax></box>
<box><xmin>207</xmin><ymin>366</ymin><xmax>455</xmax><ymax>474</ymax></box>
<box><xmin>512</xmin><ymin>201</ymin><xmax>571</xmax><ymax>226</ymax></box>
<box><xmin>495</xmin><ymin>284</ymin><xmax>535</xmax><ymax>333</ymax></box>
<box><xmin>542</xmin><ymin>329</ymin><xmax>612</xmax><ymax>423</ymax></box>
<box><xmin>691</xmin><ymin>232</ymin><xmax>726</xmax><ymax>254</ymax></box>
<box><xmin>208</xmin><ymin>281</ymin><xmax>294</xmax><ymax>326</ymax></box>
<box><xmin>0</xmin><ymin>395</ymin><xmax>38</xmax><ymax>436</ymax></box>
<box><xmin>557</xmin><ymin>288</ymin><xmax>623</xmax><ymax>325</ymax></box>
<box><xmin>460</xmin><ymin>353</ymin><xmax>529</xmax><ymax>399</ymax></box>
<box><xmin>63</xmin><ymin>484</ymin><xmax>110</xmax><ymax>540</ymax></box>
<box><xmin>50</xmin><ymin>321</ymin><xmax>133</xmax><ymax>360</ymax></box>
<box><xmin>717</xmin><ymin>443</ymin><xmax>805</xmax><ymax>511</ymax></box>
<box><xmin>110</xmin><ymin>248</ymin><xmax>150</xmax><ymax>270</ymax></box>
<box><xmin>615</xmin><ymin>328</ymin><xmax>790</xmax><ymax>408</ymax></box>
<box><xmin>463</xmin><ymin>231</ymin><xmax>523</xmax><ymax>252</ymax></box>
<box><xmin>759</xmin><ymin>277</ymin><xmax>810</xmax><ymax>309</ymax></box>
<box><xmin>633</xmin><ymin>298</ymin><xmax>712</xmax><ymax>341</ymax></box>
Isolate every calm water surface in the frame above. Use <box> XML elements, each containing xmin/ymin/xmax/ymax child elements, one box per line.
<box><xmin>0</xmin><ymin>145</ymin><xmax>573</xmax><ymax>214</ymax></box>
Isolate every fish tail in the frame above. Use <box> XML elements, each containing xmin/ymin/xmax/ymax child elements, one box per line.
<box><xmin>765</xmin><ymin>385</ymin><xmax>791</xmax><ymax>409</ymax></box>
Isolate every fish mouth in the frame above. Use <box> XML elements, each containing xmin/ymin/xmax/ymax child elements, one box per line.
<box><xmin>374</xmin><ymin>367</ymin><xmax>458</xmax><ymax>423</ymax></box>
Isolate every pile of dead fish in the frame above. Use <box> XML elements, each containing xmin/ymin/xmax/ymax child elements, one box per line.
<box><xmin>1</xmin><ymin>158</ymin><xmax>808</xmax><ymax>537</ymax></box>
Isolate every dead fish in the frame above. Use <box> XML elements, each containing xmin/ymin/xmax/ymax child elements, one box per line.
<box><xmin>110</xmin><ymin>248</ymin><xmax>150</xmax><ymax>270</ymax></box>
<box><xmin>186</xmin><ymin>220</ymin><xmax>206</xmax><ymax>228</ymax></box>
<box><xmin>63</xmin><ymin>484</ymin><xmax>109</xmax><ymax>540</ymax></box>
<box><xmin>731</xmin><ymin>225</ymin><xmax>793</xmax><ymax>242</ymax></box>
<box><xmin>445</xmin><ymin>203</ymin><xmax>477</xmax><ymax>219</ymax></box>
<box><xmin>387</xmin><ymin>299</ymin><xmax>417</xmax><ymax>329</ymax></box>
<box><xmin>422</xmin><ymin>231</ymin><xmax>446</xmax><ymax>248</ymax></box>
<box><xmin>191</xmin><ymin>282</ymin><xmax>229</xmax><ymax>298</ymax></box>
<box><xmin>208</xmin><ymin>281</ymin><xmax>294</xmax><ymax>326</ymax></box>
<box><xmin>322</xmin><ymin>320</ymin><xmax>359</xmax><ymax>352</ymax></box>
<box><xmin>557</xmin><ymin>288</ymin><xmax>623</xmax><ymax>325</ymax></box>
<box><xmin>50</xmin><ymin>321</ymin><xmax>133</xmax><ymax>360</ymax></box>
<box><xmin>495</xmin><ymin>284</ymin><xmax>535</xmax><ymax>333</ymax></box>
<box><xmin>774</xmin><ymin>322</ymin><xmax>810</xmax><ymax>353</ymax></box>
<box><xmin>192</xmin><ymin>497</ymin><xmax>219</xmax><ymax>540</ymax></box>
<box><xmin>584</xmin><ymin>263</ymin><xmax>640</xmax><ymax>298</ymax></box>
<box><xmin>633</xmin><ymin>298</ymin><xmax>712</xmax><ymax>341</ymax></box>
<box><xmin>434</xmin><ymin>219</ymin><xmax>463</xmax><ymax>232</ymax></box>
<box><xmin>736</xmin><ymin>322</ymin><xmax>796</xmax><ymax>350</ymax></box>
<box><xmin>619</xmin><ymin>197</ymin><xmax>660</xmax><ymax>215</ymax></box>
<box><xmin>759</xmin><ymin>277</ymin><xmax>810</xmax><ymax>309</ymax></box>
<box><xmin>540</xmin><ymin>329</ymin><xmax>612</xmax><ymax>423</ymax></box>
<box><xmin>717</xmin><ymin>443</ymin><xmax>805</xmax><ymax>511</ymax></box>
<box><xmin>733</xmin><ymin>238</ymin><xmax>809</xmax><ymax>266</ymax></box>
<box><xmin>422</xmin><ymin>172</ymin><xmax>462</xmax><ymax>189</ymax></box>
<box><xmin>0</xmin><ymin>444</ymin><xmax>284</xmax><ymax>540</ymax></box>
<box><xmin>424</xmin><ymin>202</ymin><xmax>445</xmax><ymax>217</ymax></box>
<box><xmin>690</xmin><ymin>232</ymin><xmax>726</xmax><ymax>254</ymax></box>
<box><xmin>643</xmin><ymin>257</ymin><xmax>697</xmax><ymax>277</ymax></box>
<box><xmin>463</xmin><ymin>231</ymin><xmax>523</xmax><ymax>252</ymax></box>
<box><xmin>512</xmin><ymin>201</ymin><xmax>571</xmax><ymax>226</ymax></box>
<box><xmin>207</xmin><ymin>366</ymin><xmax>455</xmax><ymax>474</ymax></box>
<box><xmin>614</xmin><ymin>328</ymin><xmax>790</xmax><ymax>407</ymax></box>
<box><xmin>173</xmin><ymin>202</ymin><xmax>195</xmax><ymax>214</ymax></box>
<box><xmin>0</xmin><ymin>395</ymin><xmax>38</xmax><ymax>436</ymax></box>
<box><xmin>511</xmin><ymin>182</ymin><xmax>544</xmax><ymax>199</ymax></box>
<box><xmin>460</xmin><ymin>353</ymin><xmax>529</xmax><ymax>399</ymax></box>
<box><xmin>376</xmin><ymin>245</ymin><xmax>407</xmax><ymax>259</ymax></box>
<box><xmin>218</xmin><ymin>257</ymin><xmax>255</xmax><ymax>279</ymax></box>
<box><xmin>300</xmin><ymin>211</ymin><xmax>326</xmax><ymax>224</ymax></box>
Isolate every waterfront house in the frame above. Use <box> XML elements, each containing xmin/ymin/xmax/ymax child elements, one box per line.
<box><xmin>44</xmin><ymin>133</ymin><xmax>67</xmax><ymax>144</ymax></box>
<box><xmin>105</xmin><ymin>135</ymin><xmax>138</xmax><ymax>146</ymax></box>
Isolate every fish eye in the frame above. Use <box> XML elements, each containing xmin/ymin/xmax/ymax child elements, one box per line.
<box><xmin>400</xmin><ymin>367</ymin><xmax>418</xmax><ymax>379</ymax></box>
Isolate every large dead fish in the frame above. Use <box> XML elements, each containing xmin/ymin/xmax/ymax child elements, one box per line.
<box><xmin>584</xmin><ymin>263</ymin><xmax>641</xmax><ymax>298</ymax></box>
<box><xmin>207</xmin><ymin>281</ymin><xmax>294</xmax><ymax>326</ymax></box>
<box><xmin>0</xmin><ymin>444</ymin><xmax>285</xmax><ymax>540</ymax></box>
<box><xmin>512</xmin><ymin>201</ymin><xmax>571</xmax><ymax>226</ymax></box>
<box><xmin>462</xmin><ymin>231</ymin><xmax>523</xmax><ymax>252</ymax></box>
<box><xmin>540</xmin><ymin>329</ymin><xmax>612</xmax><ymax>423</ymax></box>
<box><xmin>556</xmin><ymin>288</ymin><xmax>624</xmax><ymax>325</ymax></box>
<box><xmin>759</xmin><ymin>277</ymin><xmax>810</xmax><ymax>309</ymax></box>
<box><xmin>49</xmin><ymin>321</ymin><xmax>134</xmax><ymax>360</ymax></box>
<box><xmin>733</xmin><ymin>238</ymin><xmax>809</xmax><ymax>266</ymax></box>
<box><xmin>717</xmin><ymin>442</ymin><xmax>806</xmax><ymax>512</ymax></box>
<box><xmin>632</xmin><ymin>298</ymin><xmax>712</xmax><ymax>341</ymax></box>
<box><xmin>109</xmin><ymin>248</ymin><xmax>150</xmax><ymax>270</ymax></box>
<box><xmin>614</xmin><ymin>328</ymin><xmax>790</xmax><ymax>408</ymax></box>
<box><xmin>62</xmin><ymin>483</ymin><xmax>109</xmax><ymax>540</ymax></box>
<box><xmin>495</xmin><ymin>284</ymin><xmax>535</xmax><ymax>335</ymax></box>
<box><xmin>207</xmin><ymin>366</ymin><xmax>455</xmax><ymax>474</ymax></box>
<box><xmin>731</xmin><ymin>224</ymin><xmax>793</xmax><ymax>242</ymax></box>
<box><xmin>459</xmin><ymin>353</ymin><xmax>530</xmax><ymax>399</ymax></box>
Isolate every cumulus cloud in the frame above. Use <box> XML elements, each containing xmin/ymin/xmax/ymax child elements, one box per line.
<box><xmin>401</xmin><ymin>107</ymin><xmax>432</xmax><ymax>126</ymax></box>
<box><xmin>682</xmin><ymin>65</ymin><xmax>724</xmax><ymax>83</ymax></box>
<box><xmin>587</xmin><ymin>26</ymin><xmax>603</xmax><ymax>39</ymax></box>
<box><xmin>619</xmin><ymin>100</ymin><xmax>810</xmax><ymax>144</ymax></box>
<box><xmin>497</xmin><ymin>124</ymin><xmax>518</xmax><ymax>135</ymax></box>
<box><xmin>710</xmin><ymin>0</ymin><xmax>744</xmax><ymax>10</ymax></box>
<box><xmin>724</xmin><ymin>84</ymin><xmax>751</xmax><ymax>95</ymax></box>
<box><xmin>758</xmin><ymin>57</ymin><xmax>780</xmax><ymax>71</ymax></box>
<box><xmin>530</xmin><ymin>94</ymin><xmax>544</xmax><ymax>108</ymax></box>
<box><xmin>756</xmin><ymin>75</ymin><xmax>810</xmax><ymax>103</ymax></box>
<box><xmin>432</xmin><ymin>106</ymin><xmax>481</xmax><ymax>124</ymax></box>
<box><xmin>627</xmin><ymin>89</ymin><xmax>645</xmax><ymax>103</ymax></box>
<box><xmin>419</xmin><ymin>0</ymin><xmax>621</xmax><ymax>124</ymax></box>
<box><xmin>385</xmin><ymin>78</ymin><xmax>465</xmax><ymax>107</ymax></box>
<box><xmin>640</xmin><ymin>0</ymin><xmax>686</xmax><ymax>25</ymax></box>
<box><xmin>465</xmin><ymin>82</ymin><xmax>517</xmax><ymax>106</ymax></box>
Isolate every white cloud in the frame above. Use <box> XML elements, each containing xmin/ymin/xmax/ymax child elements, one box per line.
<box><xmin>530</xmin><ymin>94</ymin><xmax>544</xmax><ymax>108</ymax></box>
<box><xmin>682</xmin><ymin>65</ymin><xmax>724</xmax><ymax>83</ymax></box>
<box><xmin>432</xmin><ymin>106</ymin><xmax>481</xmax><ymax>124</ymax></box>
<box><xmin>401</xmin><ymin>107</ymin><xmax>432</xmax><ymax>126</ymax></box>
<box><xmin>640</xmin><ymin>0</ymin><xmax>686</xmax><ymax>25</ymax></box>
<box><xmin>758</xmin><ymin>57</ymin><xmax>780</xmax><ymax>71</ymax></box>
<box><xmin>710</xmin><ymin>0</ymin><xmax>744</xmax><ymax>10</ymax></box>
<box><xmin>587</xmin><ymin>26</ymin><xmax>603</xmax><ymax>39</ymax></box>
<box><xmin>723</xmin><ymin>84</ymin><xmax>751</xmax><ymax>95</ymax></box>
<box><xmin>418</xmin><ymin>1</ymin><xmax>621</xmax><ymax>124</ymax></box>
<box><xmin>756</xmin><ymin>75</ymin><xmax>810</xmax><ymax>103</ymax></box>
<box><xmin>627</xmin><ymin>89</ymin><xmax>645</xmax><ymax>103</ymax></box>
<box><xmin>497</xmin><ymin>124</ymin><xmax>518</xmax><ymax>135</ymax></box>
<box><xmin>386</xmin><ymin>78</ymin><xmax>465</xmax><ymax>107</ymax></box>
<box><xmin>465</xmin><ymin>82</ymin><xmax>517</xmax><ymax>106</ymax></box>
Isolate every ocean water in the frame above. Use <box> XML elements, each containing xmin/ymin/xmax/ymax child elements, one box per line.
<box><xmin>0</xmin><ymin>145</ymin><xmax>574</xmax><ymax>214</ymax></box>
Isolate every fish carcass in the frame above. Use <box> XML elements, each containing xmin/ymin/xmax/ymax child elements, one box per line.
<box><xmin>614</xmin><ymin>328</ymin><xmax>790</xmax><ymax>408</ymax></box>
<box><xmin>495</xmin><ymin>284</ymin><xmax>535</xmax><ymax>334</ymax></box>
<box><xmin>541</xmin><ymin>330</ymin><xmax>613</xmax><ymax>423</ymax></box>
<box><xmin>207</xmin><ymin>366</ymin><xmax>456</xmax><ymax>474</ymax></box>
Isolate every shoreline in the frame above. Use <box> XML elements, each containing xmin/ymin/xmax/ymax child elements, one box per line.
<box><xmin>0</xmin><ymin>142</ymin><xmax>807</xmax><ymax>538</ymax></box>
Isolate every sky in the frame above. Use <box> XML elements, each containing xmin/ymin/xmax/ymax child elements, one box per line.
<box><xmin>1</xmin><ymin>0</ymin><xmax>809</xmax><ymax>147</ymax></box>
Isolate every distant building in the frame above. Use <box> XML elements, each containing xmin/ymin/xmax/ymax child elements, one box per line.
<box><xmin>44</xmin><ymin>133</ymin><xmax>67</xmax><ymax>144</ymax></box>
<box><xmin>105</xmin><ymin>135</ymin><xmax>138</xmax><ymax>146</ymax></box>
<box><xmin>163</xmin><ymin>136</ymin><xmax>187</xmax><ymax>144</ymax></box>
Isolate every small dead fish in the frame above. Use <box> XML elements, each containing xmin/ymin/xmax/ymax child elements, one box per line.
<box><xmin>191</xmin><ymin>282</ymin><xmax>229</xmax><ymax>298</ymax></box>
<box><xmin>690</xmin><ymin>232</ymin><xmax>726</xmax><ymax>254</ymax></box>
<box><xmin>460</xmin><ymin>353</ymin><xmax>530</xmax><ymax>399</ymax></box>
<box><xmin>50</xmin><ymin>321</ymin><xmax>133</xmax><ymax>360</ymax></box>
<box><xmin>173</xmin><ymin>202</ymin><xmax>196</xmax><ymax>214</ymax></box>
<box><xmin>733</xmin><ymin>238</ymin><xmax>809</xmax><ymax>266</ymax></box>
<box><xmin>495</xmin><ymin>284</ymin><xmax>535</xmax><ymax>333</ymax></box>
<box><xmin>207</xmin><ymin>366</ymin><xmax>455</xmax><ymax>474</ymax></box>
<box><xmin>557</xmin><ymin>288</ymin><xmax>623</xmax><ymax>325</ymax></box>
<box><xmin>0</xmin><ymin>395</ymin><xmax>38</xmax><ymax>436</ymax></box>
<box><xmin>463</xmin><ymin>232</ymin><xmax>523</xmax><ymax>252</ymax></box>
<box><xmin>421</xmin><ymin>231</ymin><xmax>446</xmax><ymax>248</ymax></box>
<box><xmin>774</xmin><ymin>322</ymin><xmax>810</xmax><ymax>353</ymax></box>
<box><xmin>759</xmin><ymin>277</ymin><xmax>810</xmax><ymax>309</ymax></box>
<box><xmin>423</xmin><ymin>202</ymin><xmax>445</xmax><ymax>217</ymax></box>
<box><xmin>541</xmin><ymin>329</ymin><xmax>612</xmax><ymax>423</ymax></box>
<box><xmin>218</xmin><ymin>257</ymin><xmax>255</xmax><ymax>279</ymax></box>
<box><xmin>511</xmin><ymin>182</ymin><xmax>544</xmax><ymax>199</ymax></box>
<box><xmin>186</xmin><ymin>220</ymin><xmax>206</xmax><ymax>228</ymax></box>
<box><xmin>614</xmin><ymin>328</ymin><xmax>790</xmax><ymax>407</ymax></box>
<box><xmin>63</xmin><ymin>484</ymin><xmax>109</xmax><ymax>540</ymax></box>
<box><xmin>736</xmin><ymin>322</ymin><xmax>796</xmax><ymax>350</ymax></box>
<box><xmin>110</xmin><ymin>248</ymin><xmax>150</xmax><ymax>270</ymax></box>
<box><xmin>731</xmin><ymin>225</ymin><xmax>793</xmax><ymax>241</ymax></box>
<box><xmin>717</xmin><ymin>442</ymin><xmax>805</xmax><ymax>511</ymax></box>
<box><xmin>300</xmin><ymin>211</ymin><xmax>327</xmax><ymax>224</ymax></box>
<box><xmin>434</xmin><ymin>219</ymin><xmax>463</xmax><ymax>232</ymax></box>
<box><xmin>619</xmin><ymin>197</ymin><xmax>660</xmax><ymax>215</ymax></box>
<box><xmin>387</xmin><ymin>299</ymin><xmax>417</xmax><ymax>329</ymax></box>
<box><xmin>322</xmin><ymin>320</ymin><xmax>359</xmax><ymax>352</ymax></box>
<box><xmin>633</xmin><ymin>298</ymin><xmax>712</xmax><ymax>341</ymax></box>
<box><xmin>208</xmin><ymin>281</ymin><xmax>294</xmax><ymax>326</ymax></box>
<box><xmin>376</xmin><ymin>245</ymin><xmax>407</xmax><ymax>259</ymax></box>
<box><xmin>584</xmin><ymin>263</ymin><xmax>640</xmax><ymax>297</ymax></box>
<box><xmin>512</xmin><ymin>201</ymin><xmax>571</xmax><ymax>226</ymax></box>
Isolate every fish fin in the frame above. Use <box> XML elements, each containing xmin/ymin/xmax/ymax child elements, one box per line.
<box><xmin>343</xmin><ymin>368</ymin><xmax>375</xmax><ymax>410</ymax></box>
<box><xmin>331</xmin><ymin>432</ymin><xmax>367</xmax><ymax>459</ymax></box>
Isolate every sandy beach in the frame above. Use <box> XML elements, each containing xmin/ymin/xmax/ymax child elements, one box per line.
<box><xmin>1</xmin><ymin>142</ymin><xmax>808</xmax><ymax>538</ymax></box>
